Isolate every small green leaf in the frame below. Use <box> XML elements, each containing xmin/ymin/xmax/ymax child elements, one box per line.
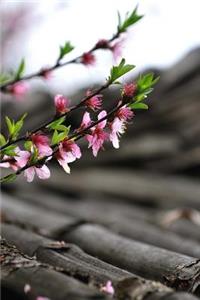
<box><xmin>24</xmin><ymin>140</ymin><xmax>33</xmax><ymax>151</ymax></box>
<box><xmin>5</xmin><ymin>116</ymin><xmax>15</xmax><ymax>136</ymax></box>
<box><xmin>15</xmin><ymin>58</ymin><xmax>25</xmax><ymax>80</ymax></box>
<box><xmin>118</xmin><ymin>6</ymin><xmax>143</xmax><ymax>33</ymax></box>
<box><xmin>0</xmin><ymin>133</ymin><xmax>6</xmax><ymax>146</ymax></box>
<box><xmin>47</xmin><ymin>116</ymin><xmax>66</xmax><ymax>130</ymax></box>
<box><xmin>108</xmin><ymin>58</ymin><xmax>135</xmax><ymax>83</ymax></box>
<box><xmin>51</xmin><ymin>130</ymin><xmax>67</xmax><ymax>145</ymax></box>
<box><xmin>134</xmin><ymin>73</ymin><xmax>159</xmax><ymax>102</ymax></box>
<box><xmin>58</xmin><ymin>42</ymin><xmax>74</xmax><ymax>61</ymax></box>
<box><xmin>12</xmin><ymin>113</ymin><xmax>27</xmax><ymax>140</ymax></box>
<box><xmin>29</xmin><ymin>146</ymin><xmax>39</xmax><ymax>164</ymax></box>
<box><xmin>0</xmin><ymin>73</ymin><xmax>11</xmax><ymax>85</ymax></box>
<box><xmin>0</xmin><ymin>173</ymin><xmax>17</xmax><ymax>184</ymax></box>
<box><xmin>2</xmin><ymin>145</ymin><xmax>17</xmax><ymax>157</ymax></box>
<box><xmin>129</xmin><ymin>102</ymin><xmax>148</xmax><ymax>110</ymax></box>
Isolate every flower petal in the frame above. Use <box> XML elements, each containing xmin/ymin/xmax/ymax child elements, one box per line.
<box><xmin>24</xmin><ymin>167</ymin><xmax>35</xmax><ymax>183</ymax></box>
<box><xmin>35</xmin><ymin>165</ymin><xmax>50</xmax><ymax>180</ymax></box>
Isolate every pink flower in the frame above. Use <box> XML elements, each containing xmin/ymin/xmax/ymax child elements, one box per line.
<box><xmin>100</xmin><ymin>281</ymin><xmax>114</xmax><ymax>295</ymax></box>
<box><xmin>109</xmin><ymin>117</ymin><xmax>126</xmax><ymax>149</ymax></box>
<box><xmin>24</xmin><ymin>284</ymin><xmax>31</xmax><ymax>294</ymax></box>
<box><xmin>24</xmin><ymin>164</ymin><xmax>50</xmax><ymax>183</ymax></box>
<box><xmin>9</xmin><ymin>81</ymin><xmax>28</xmax><ymax>98</ymax></box>
<box><xmin>0</xmin><ymin>147</ymin><xmax>30</xmax><ymax>171</ymax></box>
<box><xmin>95</xmin><ymin>39</ymin><xmax>110</xmax><ymax>49</ymax></box>
<box><xmin>116</xmin><ymin>105</ymin><xmax>134</xmax><ymax>121</ymax></box>
<box><xmin>56</xmin><ymin>140</ymin><xmax>81</xmax><ymax>174</ymax></box>
<box><xmin>79</xmin><ymin>111</ymin><xmax>92</xmax><ymax>130</ymax></box>
<box><xmin>123</xmin><ymin>83</ymin><xmax>137</xmax><ymax>98</ymax></box>
<box><xmin>81</xmin><ymin>52</ymin><xmax>96</xmax><ymax>65</ymax></box>
<box><xmin>86</xmin><ymin>110</ymin><xmax>108</xmax><ymax>157</ymax></box>
<box><xmin>85</xmin><ymin>90</ymin><xmax>102</xmax><ymax>111</ymax></box>
<box><xmin>54</xmin><ymin>94</ymin><xmax>70</xmax><ymax>114</ymax></box>
<box><xmin>31</xmin><ymin>134</ymin><xmax>53</xmax><ymax>157</ymax></box>
<box><xmin>110</xmin><ymin>40</ymin><xmax>123</xmax><ymax>61</ymax></box>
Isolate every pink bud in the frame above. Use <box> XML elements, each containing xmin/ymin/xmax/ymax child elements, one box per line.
<box><xmin>95</xmin><ymin>39</ymin><xmax>109</xmax><ymax>49</ymax></box>
<box><xmin>123</xmin><ymin>83</ymin><xmax>137</xmax><ymax>98</ymax></box>
<box><xmin>9</xmin><ymin>81</ymin><xmax>28</xmax><ymax>98</ymax></box>
<box><xmin>81</xmin><ymin>52</ymin><xmax>96</xmax><ymax>66</ymax></box>
<box><xmin>54</xmin><ymin>94</ymin><xmax>70</xmax><ymax>114</ymax></box>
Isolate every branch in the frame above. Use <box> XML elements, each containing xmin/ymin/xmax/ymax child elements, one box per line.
<box><xmin>0</xmin><ymin>32</ymin><xmax>120</xmax><ymax>92</ymax></box>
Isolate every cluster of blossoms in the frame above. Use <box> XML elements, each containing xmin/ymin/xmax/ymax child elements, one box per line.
<box><xmin>0</xmin><ymin>83</ymin><xmax>136</xmax><ymax>183</ymax></box>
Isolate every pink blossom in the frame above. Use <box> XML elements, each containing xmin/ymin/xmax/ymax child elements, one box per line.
<box><xmin>56</xmin><ymin>140</ymin><xmax>81</xmax><ymax>174</ymax></box>
<box><xmin>9</xmin><ymin>81</ymin><xmax>28</xmax><ymax>98</ymax></box>
<box><xmin>81</xmin><ymin>52</ymin><xmax>96</xmax><ymax>65</ymax></box>
<box><xmin>85</xmin><ymin>90</ymin><xmax>102</xmax><ymax>111</ymax></box>
<box><xmin>24</xmin><ymin>284</ymin><xmax>31</xmax><ymax>294</ymax></box>
<box><xmin>109</xmin><ymin>117</ymin><xmax>126</xmax><ymax>149</ymax></box>
<box><xmin>24</xmin><ymin>164</ymin><xmax>50</xmax><ymax>183</ymax></box>
<box><xmin>100</xmin><ymin>281</ymin><xmax>114</xmax><ymax>295</ymax></box>
<box><xmin>79</xmin><ymin>111</ymin><xmax>92</xmax><ymax>130</ymax></box>
<box><xmin>31</xmin><ymin>134</ymin><xmax>53</xmax><ymax>157</ymax></box>
<box><xmin>117</xmin><ymin>105</ymin><xmax>134</xmax><ymax>121</ymax></box>
<box><xmin>36</xmin><ymin>297</ymin><xmax>50</xmax><ymax>300</ymax></box>
<box><xmin>86</xmin><ymin>110</ymin><xmax>108</xmax><ymax>157</ymax></box>
<box><xmin>123</xmin><ymin>83</ymin><xmax>137</xmax><ymax>98</ymax></box>
<box><xmin>110</xmin><ymin>40</ymin><xmax>123</xmax><ymax>61</ymax></box>
<box><xmin>0</xmin><ymin>147</ymin><xmax>30</xmax><ymax>171</ymax></box>
<box><xmin>95</xmin><ymin>39</ymin><xmax>110</xmax><ymax>49</ymax></box>
<box><xmin>54</xmin><ymin>94</ymin><xmax>70</xmax><ymax>114</ymax></box>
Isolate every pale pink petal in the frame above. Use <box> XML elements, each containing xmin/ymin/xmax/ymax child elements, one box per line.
<box><xmin>24</xmin><ymin>167</ymin><xmax>35</xmax><ymax>183</ymax></box>
<box><xmin>0</xmin><ymin>162</ymin><xmax>10</xmax><ymax>168</ymax></box>
<box><xmin>38</xmin><ymin>144</ymin><xmax>53</xmax><ymax>157</ymax></box>
<box><xmin>81</xmin><ymin>112</ymin><xmax>91</xmax><ymax>129</ymax></box>
<box><xmin>101</xmin><ymin>280</ymin><xmax>115</xmax><ymax>295</ymax></box>
<box><xmin>71</xmin><ymin>143</ymin><xmax>82</xmax><ymax>159</ymax></box>
<box><xmin>97</xmin><ymin>110</ymin><xmax>107</xmax><ymax>129</ymax></box>
<box><xmin>15</xmin><ymin>150</ymin><xmax>30</xmax><ymax>168</ymax></box>
<box><xmin>57</xmin><ymin>158</ymin><xmax>71</xmax><ymax>174</ymax></box>
<box><xmin>24</xmin><ymin>284</ymin><xmax>31</xmax><ymax>294</ymax></box>
<box><xmin>35</xmin><ymin>165</ymin><xmax>50</xmax><ymax>180</ymax></box>
<box><xmin>110</xmin><ymin>132</ymin><xmax>119</xmax><ymax>149</ymax></box>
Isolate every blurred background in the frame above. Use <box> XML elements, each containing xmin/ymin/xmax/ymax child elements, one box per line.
<box><xmin>1</xmin><ymin>0</ymin><xmax>200</xmax><ymax>213</ymax></box>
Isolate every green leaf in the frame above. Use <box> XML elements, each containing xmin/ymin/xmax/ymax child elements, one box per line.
<box><xmin>0</xmin><ymin>133</ymin><xmax>6</xmax><ymax>146</ymax></box>
<box><xmin>58</xmin><ymin>42</ymin><xmax>74</xmax><ymax>61</ymax></box>
<box><xmin>29</xmin><ymin>146</ymin><xmax>39</xmax><ymax>164</ymax></box>
<box><xmin>0</xmin><ymin>73</ymin><xmax>11</xmax><ymax>85</ymax></box>
<box><xmin>47</xmin><ymin>116</ymin><xmax>66</xmax><ymax>130</ymax></box>
<box><xmin>0</xmin><ymin>173</ymin><xmax>17</xmax><ymax>184</ymax></box>
<box><xmin>108</xmin><ymin>58</ymin><xmax>135</xmax><ymax>83</ymax></box>
<box><xmin>5</xmin><ymin>113</ymin><xmax>27</xmax><ymax>140</ymax></box>
<box><xmin>15</xmin><ymin>58</ymin><xmax>25</xmax><ymax>80</ymax></box>
<box><xmin>24</xmin><ymin>140</ymin><xmax>33</xmax><ymax>151</ymax></box>
<box><xmin>118</xmin><ymin>6</ymin><xmax>143</xmax><ymax>33</ymax></box>
<box><xmin>51</xmin><ymin>130</ymin><xmax>67</xmax><ymax>145</ymax></box>
<box><xmin>134</xmin><ymin>73</ymin><xmax>159</xmax><ymax>102</ymax></box>
<box><xmin>129</xmin><ymin>102</ymin><xmax>148</xmax><ymax>110</ymax></box>
<box><xmin>12</xmin><ymin>113</ymin><xmax>27</xmax><ymax>140</ymax></box>
<box><xmin>2</xmin><ymin>145</ymin><xmax>17</xmax><ymax>157</ymax></box>
<box><xmin>5</xmin><ymin>116</ymin><xmax>15</xmax><ymax>136</ymax></box>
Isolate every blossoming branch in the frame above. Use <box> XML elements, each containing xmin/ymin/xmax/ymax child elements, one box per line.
<box><xmin>0</xmin><ymin>7</ymin><xmax>143</xmax><ymax>94</ymax></box>
<box><xmin>0</xmin><ymin>6</ymin><xmax>159</xmax><ymax>183</ymax></box>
